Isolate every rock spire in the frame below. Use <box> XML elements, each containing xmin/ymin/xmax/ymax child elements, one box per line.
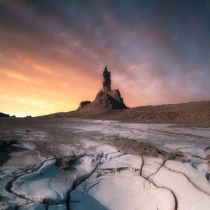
<box><xmin>76</xmin><ymin>66</ymin><xmax>127</xmax><ymax>111</ymax></box>
<box><xmin>103</xmin><ymin>66</ymin><xmax>111</xmax><ymax>91</ymax></box>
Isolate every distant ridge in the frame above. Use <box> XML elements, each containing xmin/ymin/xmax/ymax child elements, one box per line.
<box><xmin>0</xmin><ymin>112</ymin><xmax>10</xmax><ymax>117</ymax></box>
<box><xmin>45</xmin><ymin>100</ymin><xmax>210</xmax><ymax>127</ymax></box>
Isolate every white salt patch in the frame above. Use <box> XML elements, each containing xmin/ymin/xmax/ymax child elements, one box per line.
<box><xmin>142</xmin><ymin>157</ymin><xmax>163</xmax><ymax>178</ymax></box>
<box><xmin>164</xmin><ymin>142</ymin><xmax>192</xmax><ymax>150</ymax></box>
<box><xmin>12</xmin><ymin>156</ymin><xmax>98</xmax><ymax>203</ymax></box>
<box><xmin>95</xmin><ymin>144</ymin><xmax>118</xmax><ymax>156</ymax></box>
<box><xmin>165</xmin><ymin>160</ymin><xmax>210</xmax><ymax>194</ymax></box>
<box><xmin>151</xmin><ymin>167</ymin><xmax>210</xmax><ymax>210</ymax></box>
<box><xmin>116</xmin><ymin>154</ymin><xmax>142</xmax><ymax>168</ymax></box>
<box><xmin>178</xmin><ymin>147</ymin><xmax>206</xmax><ymax>158</ymax></box>
<box><xmin>71</xmin><ymin>171</ymin><xmax>174</xmax><ymax>210</ymax></box>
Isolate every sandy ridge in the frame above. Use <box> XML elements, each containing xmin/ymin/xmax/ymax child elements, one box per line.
<box><xmin>45</xmin><ymin>100</ymin><xmax>210</xmax><ymax>127</ymax></box>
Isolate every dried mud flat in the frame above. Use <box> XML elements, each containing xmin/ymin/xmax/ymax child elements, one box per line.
<box><xmin>1</xmin><ymin>118</ymin><xmax>210</xmax><ymax>210</ymax></box>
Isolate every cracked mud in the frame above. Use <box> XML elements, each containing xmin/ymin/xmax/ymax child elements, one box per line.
<box><xmin>0</xmin><ymin>118</ymin><xmax>210</xmax><ymax>210</ymax></box>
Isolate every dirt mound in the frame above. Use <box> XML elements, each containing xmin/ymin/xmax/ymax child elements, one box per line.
<box><xmin>113</xmin><ymin>138</ymin><xmax>186</xmax><ymax>161</ymax></box>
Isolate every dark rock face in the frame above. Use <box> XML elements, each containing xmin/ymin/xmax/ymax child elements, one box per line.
<box><xmin>77</xmin><ymin>101</ymin><xmax>91</xmax><ymax>111</ymax></box>
<box><xmin>0</xmin><ymin>112</ymin><xmax>10</xmax><ymax>117</ymax></box>
<box><xmin>103</xmin><ymin>66</ymin><xmax>111</xmax><ymax>91</ymax></box>
<box><xmin>95</xmin><ymin>89</ymin><xmax>127</xmax><ymax>110</ymax></box>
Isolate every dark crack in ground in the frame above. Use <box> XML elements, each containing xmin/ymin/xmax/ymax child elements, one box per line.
<box><xmin>140</xmin><ymin>157</ymin><xmax>178</xmax><ymax>210</ymax></box>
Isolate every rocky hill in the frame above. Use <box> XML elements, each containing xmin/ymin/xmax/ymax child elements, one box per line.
<box><xmin>76</xmin><ymin>66</ymin><xmax>127</xmax><ymax>112</ymax></box>
<box><xmin>0</xmin><ymin>112</ymin><xmax>10</xmax><ymax>117</ymax></box>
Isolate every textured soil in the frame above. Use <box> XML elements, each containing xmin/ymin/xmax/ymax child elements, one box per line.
<box><xmin>45</xmin><ymin>100</ymin><xmax>210</xmax><ymax>127</ymax></box>
<box><xmin>112</xmin><ymin>138</ymin><xmax>187</xmax><ymax>161</ymax></box>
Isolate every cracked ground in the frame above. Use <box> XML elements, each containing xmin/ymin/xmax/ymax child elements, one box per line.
<box><xmin>1</xmin><ymin>118</ymin><xmax>210</xmax><ymax>210</ymax></box>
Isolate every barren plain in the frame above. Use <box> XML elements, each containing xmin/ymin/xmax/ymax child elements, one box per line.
<box><xmin>1</xmin><ymin>117</ymin><xmax>210</xmax><ymax>209</ymax></box>
<box><xmin>49</xmin><ymin>100</ymin><xmax>210</xmax><ymax>127</ymax></box>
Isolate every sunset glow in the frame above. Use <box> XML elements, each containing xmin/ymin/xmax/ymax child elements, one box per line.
<box><xmin>0</xmin><ymin>0</ymin><xmax>210</xmax><ymax>117</ymax></box>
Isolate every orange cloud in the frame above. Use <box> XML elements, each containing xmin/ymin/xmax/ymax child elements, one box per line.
<box><xmin>0</xmin><ymin>53</ymin><xmax>102</xmax><ymax>117</ymax></box>
<box><xmin>5</xmin><ymin>70</ymin><xmax>32</xmax><ymax>83</ymax></box>
<box><xmin>16</xmin><ymin>55</ymin><xmax>60</xmax><ymax>77</ymax></box>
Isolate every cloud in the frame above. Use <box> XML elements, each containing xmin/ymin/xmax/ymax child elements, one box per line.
<box><xmin>0</xmin><ymin>0</ymin><xmax>210</xmax><ymax>116</ymax></box>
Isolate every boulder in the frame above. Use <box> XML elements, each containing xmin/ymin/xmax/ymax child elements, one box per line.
<box><xmin>77</xmin><ymin>101</ymin><xmax>91</xmax><ymax>111</ymax></box>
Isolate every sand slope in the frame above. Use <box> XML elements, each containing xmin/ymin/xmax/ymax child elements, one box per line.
<box><xmin>47</xmin><ymin>101</ymin><xmax>210</xmax><ymax>126</ymax></box>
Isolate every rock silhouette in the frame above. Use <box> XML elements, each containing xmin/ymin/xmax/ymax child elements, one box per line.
<box><xmin>77</xmin><ymin>66</ymin><xmax>127</xmax><ymax>111</ymax></box>
<box><xmin>103</xmin><ymin>66</ymin><xmax>111</xmax><ymax>91</ymax></box>
<box><xmin>0</xmin><ymin>112</ymin><xmax>10</xmax><ymax>117</ymax></box>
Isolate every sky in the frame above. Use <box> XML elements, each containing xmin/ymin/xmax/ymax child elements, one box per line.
<box><xmin>0</xmin><ymin>0</ymin><xmax>210</xmax><ymax>117</ymax></box>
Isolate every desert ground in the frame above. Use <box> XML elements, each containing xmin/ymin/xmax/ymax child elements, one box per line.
<box><xmin>1</xmin><ymin>117</ymin><xmax>210</xmax><ymax>210</ymax></box>
<box><xmin>48</xmin><ymin>100</ymin><xmax>210</xmax><ymax>127</ymax></box>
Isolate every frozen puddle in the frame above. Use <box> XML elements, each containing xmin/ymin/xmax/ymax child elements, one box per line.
<box><xmin>1</xmin><ymin>119</ymin><xmax>210</xmax><ymax>209</ymax></box>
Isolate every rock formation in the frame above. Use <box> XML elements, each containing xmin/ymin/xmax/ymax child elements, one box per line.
<box><xmin>96</xmin><ymin>66</ymin><xmax>126</xmax><ymax>109</ymax></box>
<box><xmin>103</xmin><ymin>66</ymin><xmax>111</xmax><ymax>91</ymax></box>
<box><xmin>77</xmin><ymin>66</ymin><xmax>127</xmax><ymax>111</ymax></box>
<box><xmin>95</xmin><ymin>88</ymin><xmax>126</xmax><ymax>110</ymax></box>
<box><xmin>77</xmin><ymin>101</ymin><xmax>91</xmax><ymax>111</ymax></box>
<box><xmin>0</xmin><ymin>112</ymin><xmax>10</xmax><ymax>117</ymax></box>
